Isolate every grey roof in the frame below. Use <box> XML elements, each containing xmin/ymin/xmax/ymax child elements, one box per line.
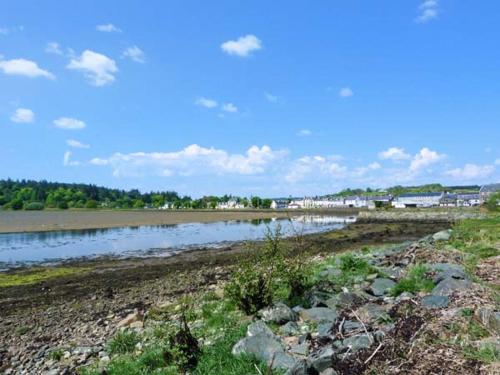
<box><xmin>456</xmin><ymin>193</ymin><xmax>480</xmax><ymax>199</ymax></box>
<box><xmin>398</xmin><ymin>192</ymin><xmax>443</xmax><ymax>198</ymax></box>
<box><xmin>480</xmin><ymin>184</ymin><xmax>500</xmax><ymax>193</ymax></box>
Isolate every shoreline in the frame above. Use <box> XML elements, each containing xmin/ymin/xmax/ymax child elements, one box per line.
<box><xmin>0</xmin><ymin>208</ymin><xmax>358</xmax><ymax>234</ymax></box>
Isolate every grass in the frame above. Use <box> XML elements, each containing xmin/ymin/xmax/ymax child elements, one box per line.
<box><xmin>390</xmin><ymin>264</ymin><xmax>435</xmax><ymax>296</ymax></box>
<box><xmin>0</xmin><ymin>266</ymin><xmax>91</xmax><ymax>287</ymax></box>
<box><xmin>463</xmin><ymin>343</ymin><xmax>500</xmax><ymax>364</ymax></box>
<box><xmin>48</xmin><ymin>348</ymin><xmax>64</xmax><ymax>361</ymax></box>
<box><xmin>108</xmin><ymin>331</ymin><xmax>140</xmax><ymax>355</ymax></box>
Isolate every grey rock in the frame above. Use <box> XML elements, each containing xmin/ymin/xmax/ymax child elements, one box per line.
<box><xmin>325</xmin><ymin>292</ymin><xmax>365</xmax><ymax>310</ymax></box>
<box><xmin>428</xmin><ymin>263</ymin><xmax>468</xmax><ymax>284</ymax></box>
<box><xmin>355</xmin><ymin>303</ymin><xmax>388</xmax><ymax>324</ymax></box>
<box><xmin>289</xmin><ymin>342</ymin><xmax>309</xmax><ymax>356</ymax></box>
<box><xmin>476</xmin><ymin>308</ymin><xmax>500</xmax><ymax>334</ymax></box>
<box><xmin>378</xmin><ymin>266</ymin><xmax>404</xmax><ymax>280</ymax></box>
<box><xmin>272</xmin><ymin>352</ymin><xmax>297</xmax><ymax>370</ymax></box>
<box><xmin>232</xmin><ymin>333</ymin><xmax>284</xmax><ymax>363</ymax></box>
<box><xmin>369</xmin><ymin>278</ymin><xmax>396</xmax><ymax>296</ymax></box>
<box><xmin>341</xmin><ymin>320</ymin><xmax>363</xmax><ymax>334</ymax></box>
<box><xmin>432</xmin><ymin>230</ymin><xmax>452</xmax><ymax>242</ymax></box>
<box><xmin>341</xmin><ymin>334</ymin><xmax>373</xmax><ymax>353</ymax></box>
<box><xmin>260</xmin><ymin>302</ymin><xmax>298</xmax><ymax>324</ymax></box>
<box><xmin>316</xmin><ymin>322</ymin><xmax>333</xmax><ymax>340</ymax></box>
<box><xmin>373</xmin><ymin>330</ymin><xmax>386</xmax><ymax>342</ymax></box>
<box><xmin>285</xmin><ymin>359</ymin><xmax>318</xmax><ymax>375</ymax></box>
<box><xmin>320</xmin><ymin>369</ymin><xmax>339</xmax><ymax>375</ymax></box>
<box><xmin>395</xmin><ymin>292</ymin><xmax>414</xmax><ymax>302</ymax></box>
<box><xmin>306</xmin><ymin>290</ymin><xmax>336</xmax><ymax>307</ymax></box>
<box><xmin>247</xmin><ymin>320</ymin><xmax>275</xmax><ymax>338</ymax></box>
<box><xmin>421</xmin><ymin>295</ymin><xmax>449</xmax><ymax>309</ymax></box>
<box><xmin>432</xmin><ymin>278</ymin><xmax>472</xmax><ymax>296</ymax></box>
<box><xmin>300</xmin><ymin>308</ymin><xmax>338</xmax><ymax>323</ymax></box>
<box><xmin>281</xmin><ymin>321</ymin><xmax>301</xmax><ymax>336</ymax></box>
<box><xmin>308</xmin><ymin>347</ymin><xmax>335</xmax><ymax>372</ymax></box>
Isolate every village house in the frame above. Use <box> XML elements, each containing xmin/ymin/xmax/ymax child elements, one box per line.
<box><xmin>270</xmin><ymin>199</ymin><xmax>289</xmax><ymax>210</ymax></box>
<box><xmin>439</xmin><ymin>193</ymin><xmax>457</xmax><ymax>207</ymax></box>
<box><xmin>456</xmin><ymin>193</ymin><xmax>480</xmax><ymax>207</ymax></box>
<box><xmin>479</xmin><ymin>183</ymin><xmax>500</xmax><ymax>204</ymax></box>
<box><xmin>392</xmin><ymin>192</ymin><xmax>443</xmax><ymax>208</ymax></box>
<box><xmin>216</xmin><ymin>198</ymin><xmax>245</xmax><ymax>210</ymax></box>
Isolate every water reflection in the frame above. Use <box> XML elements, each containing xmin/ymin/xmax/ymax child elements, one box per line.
<box><xmin>0</xmin><ymin>215</ymin><xmax>355</xmax><ymax>268</ymax></box>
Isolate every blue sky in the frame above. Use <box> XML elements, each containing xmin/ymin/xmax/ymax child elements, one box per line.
<box><xmin>1</xmin><ymin>0</ymin><xmax>499</xmax><ymax>197</ymax></box>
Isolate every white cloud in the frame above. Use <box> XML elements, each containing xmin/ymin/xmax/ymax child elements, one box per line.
<box><xmin>339</xmin><ymin>87</ymin><xmax>354</xmax><ymax>98</ymax></box>
<box><xmin>221</xmin><ymin>34</ymin><xmax>262</xmax><ymax>57</ymax></box>
<box><xmin>10</xmin><ymin>108</ymin><xmax>34</xmax><ymax>123</ymax></box>
<box><xmin>222</xmin><ymin>103</ymin><xmax>238</xmax><ymax>113</ymax></box>
<box><xmin>264</xmin><ymin>92</ymin><xmax>278</xmax><ymax>103</ymax></box>
<box><xmin>286</xmin><ymin>155</ymin><xmax>347</xmax><ymax>183</ymax></box>
<box><xmin>445</xmin><ymin>164</ymin><xmax>495</xmax><ymax>179</ymax></box>
<box><xmin>54</xmin><ymin>117</ymin><xmax>86</xmax><ymax>130</ymax></box>
<box><xmin>89</xmin><ymin>144</ymin><xmax>287</xmax><ymax>177</ymax></box>
<box><xmin>96</xmin><ymin>23</ymin><xmax>121</xmax><ymax>33</ymax></box>
<box><xmin>0</xmin><ymin>27</ymin><xmax>8</xmax><ymax>35</ymax></box>
<box><xmin>63</xmin><ymin>151</ymin><xmax>80</xmax><ymax>166</ymax></box>
<box><xmin>123</xmin><ymin>46</ymin><xmax>145</xmax><ymax>63</ymax></box>
<box><xmin>353</xmin><ymin>162</ymin><xmax>381</xmax><ymax>177</ymax></box>
<box><xmin>297</xmin><ymin>129</ymin><xmax>312</xmax><ymax>136</ymax></box>
<box><xmin>409</xmin><ymin>147</ymin><xmax>445</xmax><ymax>171</ymax></box>
<box><xmin>195</xmin><ymin>97</ymin><xmax>218</xmax><ymax>109</ymax></box>
<box><xmin>0</xmin><ymin>25</ymin><xmax>23</xmax><ymax>35</ymax></box>
<box><xmin>66</xmin><ymin>139</ymin><xmax>90</xmax><ymax>149</ymax></box>
<box><xmin>67</xmin><ymin>50</ymin><xmax>118</xmax><ymax>86</ymax></box>
<box><xmin>378</xmin><ymin>147</ymin><xmax>411</xmax><ymax>161</ymax></box>
<box><xmin>416</xmin><ymin>0</ymin><xmax>439</xmax><ymax>23</ymax></box>
<box><xmin>45</xmin><ymin>42</ymin><xmax>63</xmax><ymax>55</ymax></box>
<box><xmin>495</xmin><ymin>159</ymin><xmax>500</xmax><ymax>166</ymax></box>
<box><xmin>0</xmin><ymin>57</ymin><xmax>55</xmax><ymax>79</ymax></box>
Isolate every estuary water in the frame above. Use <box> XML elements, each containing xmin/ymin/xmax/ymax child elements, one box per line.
<box><xmin>0</xmin><ymin>215</ymin><xmax>355</xmax><ymax>268</ymax></box>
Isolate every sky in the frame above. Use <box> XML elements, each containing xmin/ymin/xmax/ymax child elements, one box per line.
<box><xmin>1</xmin><ymin>0</ymin><xmax>499</xmax><ymax>197</ymax></box>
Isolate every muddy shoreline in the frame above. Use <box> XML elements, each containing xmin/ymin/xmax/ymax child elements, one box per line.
<box><xmin>0</xmin><ymin>208</ymin><xmax>359</xmax><ymax>234</ymax></box>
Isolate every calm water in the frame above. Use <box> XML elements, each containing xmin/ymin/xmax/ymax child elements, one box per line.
<box><xmin>0</xmin><ymin>215</ymin><xmax>355</xmax><ymax>268</ymax></box>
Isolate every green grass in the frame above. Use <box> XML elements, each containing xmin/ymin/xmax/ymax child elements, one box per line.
<box><xmin>108</xmin><ymin>331</ymin><xmax>140</xmax><ymax>355</ymax></box>
<box><xmin>0</xmin><ymin>266</ymin><xmax>91</xmax><ymax>287</ymax></box>
<box><xmin>463</xmin><ymin>343</ymin><xmax>500</xmax><ymax>364</ymax></box>
<box><xmin>390</xmin><ymin>264</ymin><xmax>435</xmax><ymax>296</ymax></box>
<box><xmin>48</xmin><ymin>348</ymin><xmax>64</xmax><ymax>361</ymax></box>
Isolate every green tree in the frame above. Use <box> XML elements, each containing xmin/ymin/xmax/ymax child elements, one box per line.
<box><xmin>10</xmin><ymin>199</ymin><xmax>23</xmax><ymax>210</ymax></box>
<box><xmin>85</xmin><ymin>200</ymin><xmax>99</xmax><ymax>209</ymax></box>
<box><xmin>251</xmin><ymin>196</ymin><xmax>261</xmax><ymax>208</ymax></box>
<box><xmin>261</xmin><ymin>198</ymin><xmax>272</xmax><ymax>209</ymax></box>
<box><xmin>486</xmin><ymin>192</ymin><xmax>500</xmax><ymax>212</ymax></box>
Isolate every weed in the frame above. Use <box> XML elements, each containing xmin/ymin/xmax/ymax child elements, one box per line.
<box><xmin>15</xmin><ymin>326</ymin><xmax>30</xmax><ymax>335</ymax></box>
<box><xmin>460</xmin><ymin>308</ymin><xmax>474</xmax><ymax>317</ymax></box>
<box><xmin>391</xmin><ymin>264</ymin><xmax>434</xmax><ymax>296</ymax></box>
<box><xmin>463</xmin><ymin>343</ymin><xmax>500</xmax><ymax>364</ymax></box>
<box><xmin>48</xmin><ymin>348</ymin><xmax>64</xmax><ymax>361</ymax></box>
<box><xmin>108</xmin><ymin>330</ymin><xmax>140</xmax><ymax>355</ymax></box>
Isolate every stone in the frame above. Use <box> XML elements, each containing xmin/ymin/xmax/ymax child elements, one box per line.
<box><xmin>378</xmin><ymin>266</ymin><xmax>404</xmax><ymax>280</ymax></box>
<box><xmin>289</xmin><ymin>342</ymin><xmax>309</xmax><ymax>356</ymax></box>
<box><xmin>395</xmin><ymin>292</ymin><xmax>414</xmax><ymax>302</ymax></box>
<box><xmin>341</xmin><ymin>334</ymin><xmax>373</xmax><ymax>353</ymax></box>
<box><xmin>260</xmin><ymin>302</ymin><xmax>298</xmax><ymax>324</ymax></box>
<box><xmin>316</xmin><ymin>323</ymin><xmax>333</xmax><ymax>340</ymax></box>
<box><xmin>476</xmin><ymin>308</ymin><xmax>500</xmax><ymax>334</ymax></box>
<box><xmin>355</xmin><ymin>303</ymin><xmax>388</xmax><ymax>324</ymax></box>
<box><xmin>300</xmin><ymin>308</ymin><xmax>338</xmax><ymax>324</ymax></box>
<box><xmin>369</xmin><ymin>278</ymin><xmax>396</xmax><ymax>296</ymax></box>
<box><xmin>285</xmin><ymin>359</ymin><xmax>318</xmax><ymax>375</ymax></box>
<box><xmin>421</xmin><ymin>295</ymin><xmax>449</xmax><ymax>309</ymax></box>
<box><xmin>232</xmin><ymin>333</ymin><xmax>284</xmax><ymax>364</ymax></box>
<box><xmin>432</xmin><ymin>230</ymin><xmax>452</xmax><ymax>242</ymax></box>
<box><xmin>432</xmin><ymin>278</ymin><xmax>472</xmax><ymax>296</ymax></box>
<box><xmin>117</xmin><ymin>311</ymin><xmax>142</xmax><ymax>328</ymax></box>
<box><xmin>308</xmin><ymin>347</ymin><xmax>335</xmax><ymax>372</ymax></box>
<box><xmin>272</xmin><ymin>352</ymin><xmax>297</xmax><ymax>370</ymax></box>
<box><xmin>341</xmin><ymin>320</ymin><xmax>363</xmax><ymax>334</ymax></box>
<box><xmin>247</xmin><ymin>320</ymin><xmax>275</xmax><ymax>338</ymax></box>
<box><xmin>325</xmin><ymin>292</ymin><xmax>365</xmax><ymax>310</ymax></box>
<box><xmin>281</xmin><ymin>321</ymin><xmax>301</xmax><ymax>336</ymax></box>
<box><xmin>129</xmin><ymin>321</ymin><xmax>144</xmax><ymax>329</ymax></box>
<box><xmin>428</xmin><ymin>263</ymin><xmax>468</xmax><ymax>284</ymax></box>
<box><xmin>320</xmin><ymin>369</ymin><xmax>339</xmax><ymax>375</ymax></box>
<box><xmin>306</xmin><ymin>290</ymin><xmax>336</xmax><ymax>307</ymax></box>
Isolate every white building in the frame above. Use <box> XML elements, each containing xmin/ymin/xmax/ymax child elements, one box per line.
<box><xmin>270</xmin><ymin>199</ymin><xmax>289</xmax><ymax>209</ymax></box>
<box><xmin>392</xmin><ymin>192</ymin><xmax>443</xmax><ymax>208</ymax></box>
<box><xmin>217</xmin><ymin>199</ymin><xmax>245</xmax><ymax>210</ymax></box>
<box><xmin>456</xmin><ymin>193</ymin><xmax>480</xmax><ymax>207</ymax></box>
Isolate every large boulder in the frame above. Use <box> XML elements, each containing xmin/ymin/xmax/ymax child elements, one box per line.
<box><xmin>369</xmin><ymin>278</ymin><xmax>396</xmax><ymax>296</ymax></box>
<box><xmin>300</xmin><ymin>308</ymin><xmax>338</xmax><ymax>324</ymax></box>
<box><xmin>432</xmin><ymin>230</ymin><xmax>452</xmax><ymax>242</ymax></box>
<box><xmin>232</xmin><ymin>333</ymin><xmax>284</xmax><ymax>365</ymax></box>
<box><xmin>247</xmin><ymin>320</ymin><xmax>275</xmax><ymax>338</ymax></box>
<box><xmin>281</xmin><ymin>321</ymin><xmax>301</xmax><ymax>336</ymax></box>
<box><xmin>432</xmin><ymin>278</ymin><xmax>472</xmax><ymax>296</ymax></box>
<box><xmin>260</xmin><ymin>302</ymin><xmax>298</xmax><ymax>324</ymax></box>
<box><xmin>427</xmin><ymin>263</ymin><xmax>468</xmax><ymax>284</ymax></box>
<box><xmin>421</xmin><ymin>294</ymin><xmax>449</xmax><ymax>309</ymax></box>
<box><xmin>308</xmin><ymin>347</ymin><xmax>335</xmax><ymax>372</ymax></box>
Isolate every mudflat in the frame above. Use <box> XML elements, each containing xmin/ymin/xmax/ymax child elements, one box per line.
<box><xmin>0</xmin><ymin>209</ymin><xmax>357</xmax><ymax>233</ymax></box>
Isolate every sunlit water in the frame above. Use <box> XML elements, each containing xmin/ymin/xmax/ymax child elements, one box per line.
<box><xmin>0</xmin><ymin>215</ymin><xmax>355</xmax><ymax>268</ymax></box>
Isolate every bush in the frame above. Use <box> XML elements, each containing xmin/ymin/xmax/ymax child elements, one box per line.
<box><xmin>57</xmin><ymin>201</ymin><xmax>69</xmax><ymax>210</ymax></box>
<box><xmin>85</xmin><ymin>200</ymin><xmax>98</xmax><ymax>209</ymax></box>
<box><xmin>391</xmin><ymin>264</ymin><xmax>434</xmax><ymax>296</ymax></box>
<box><xmin>25</xmin><ymin>202</ymin><xmax>44</xmax><ymax>210</ymax></box>
<box><xmin>485</xmin><ymin>192</ymin><xmax>500</xmax><ymax>212</ymax></box>
<box><xmin>108</xmin><ymin>331</ymin><xmax>139</xmax><ymax>355</ymax></box>
<box><xmin>10</xmin><ymin>199</ymin><xmax>23</xmax><ymax>210</ymax></box>
<box><xmin>164</xmin><ymin>314</ymin><xmax>200</xmax><ymax>372</ymax></box>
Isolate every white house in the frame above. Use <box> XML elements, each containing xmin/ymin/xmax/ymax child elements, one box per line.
<box><xmin>217</xmin><ymin>199</ymin><xmax>245</xmax><ymax>210</ymax></box>
<box><xmin>392</xmin><ymin>192</ymin><xmax>443</xmax><ymax>208</ymax></box>
<box><xmin>270</xmin><ymin>199</ymin><xmax>289</xmax><ymax>210</ymax></box>
<box><xmin>456</xmin><ymin>193</ymin><xmax>480</xmax><ymax>207</ymax></box>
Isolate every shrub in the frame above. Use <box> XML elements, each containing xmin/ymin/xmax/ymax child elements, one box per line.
<box><xmin>48</xmin><ymin>348</ymin><xmax>64</xmax><ymax>361</ymax></box>
<box><xmin>85</xmin><ymin>199</ymin><xmax>98</xmax><ymax>209</ymax></box>
<box><xmin>10</xmin><ymin>199</ymin><xmax>23</xmax><ymax>210</ymax></box>
<box><xmin>485</xmin><ymin>192</ymin><xmax>500</xmax><ymax>212</ymax></box>
<box><xmin>108</xmin><ymin>330</ymin><xmax>139</xmax><ymax>355</ymax></box>
<box><xmin>391</xmin><ymin>264</ymin><xmax>434</xmax><ymax>296</ymax></box>
<box><xmin>164</xmin><ymin>314</ymin><xmax>200</xmax><ymax>372</ymax></box>
<box><xmin>57</xmin><ymin>201</ymin><xmax>69</xmax><ymax>210</ymax></box>
<box><xmin>25</xmin><ymin>202</ymin><xmax>44</xmax><ymax>210</ymax></box>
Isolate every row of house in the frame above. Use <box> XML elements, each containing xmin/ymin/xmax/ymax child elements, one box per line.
<box><xmin>269</xmin><ymin>183</ymin><xmax>499</xmax><ymax>210</ymax></box>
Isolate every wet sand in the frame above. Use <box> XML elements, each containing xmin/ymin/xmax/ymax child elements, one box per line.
<box><xmin>0</xmin><ymin>209</ymin><xmax>358</xmax><ymax>234</ymax></box>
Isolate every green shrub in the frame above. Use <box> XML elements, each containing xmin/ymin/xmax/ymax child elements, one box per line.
<box><xmin>85</xmin><ymin>199</ymin><xmax>98</xmax><ymax>209</ymax></box>
<box><xmin>391</xmin><ymin>264</ymin><xmax>434</xmax><ymax>296</ymax></box>
<box><xmin>485</xmin><ymin>192</ymin><xmax>500</xmax><ymax>212</ymax></box>
<box><xmin>48</xmin><ymin>348</ymin><xmax>64</xmax><ymax>361</ymax></box>
<box><xmin>10</xmin><ymin>199</ymin><xmax>23</xmax><ymax>210</ymax></box>
<box><xmin>463</xmin><ymin>343</ymin><xmax>499</xmax><ymax>364</ymax></box>
<box><xmin>108</xmin><ymin>330</ymin><xmax>139</xmax><ymax>355</ymax></box>
<box><xmin>25</xmin><ymin>202</ymin><xmax>44</xmax><ymax>210</ymax></box>
<box><xmin>57</xmin><ymin>201</ymin><xmax>69</xmax><ymax>210</ymax></box>
<box><xmin>164</xmin><ymin>314</ymin><xmax>200</xmax><ymax>372</ymax></box>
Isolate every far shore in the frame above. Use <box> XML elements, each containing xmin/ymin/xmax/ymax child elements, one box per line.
<box><xmin>0</xmin><ymin>208</ymin><xmax>358</xmax><ymax>234</ymax></box>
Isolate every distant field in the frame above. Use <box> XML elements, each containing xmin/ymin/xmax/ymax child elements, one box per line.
<box><xmin>0</xmin><ymin>209</ymin><xmax>356</xmax><ymax>233</ymax></box>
